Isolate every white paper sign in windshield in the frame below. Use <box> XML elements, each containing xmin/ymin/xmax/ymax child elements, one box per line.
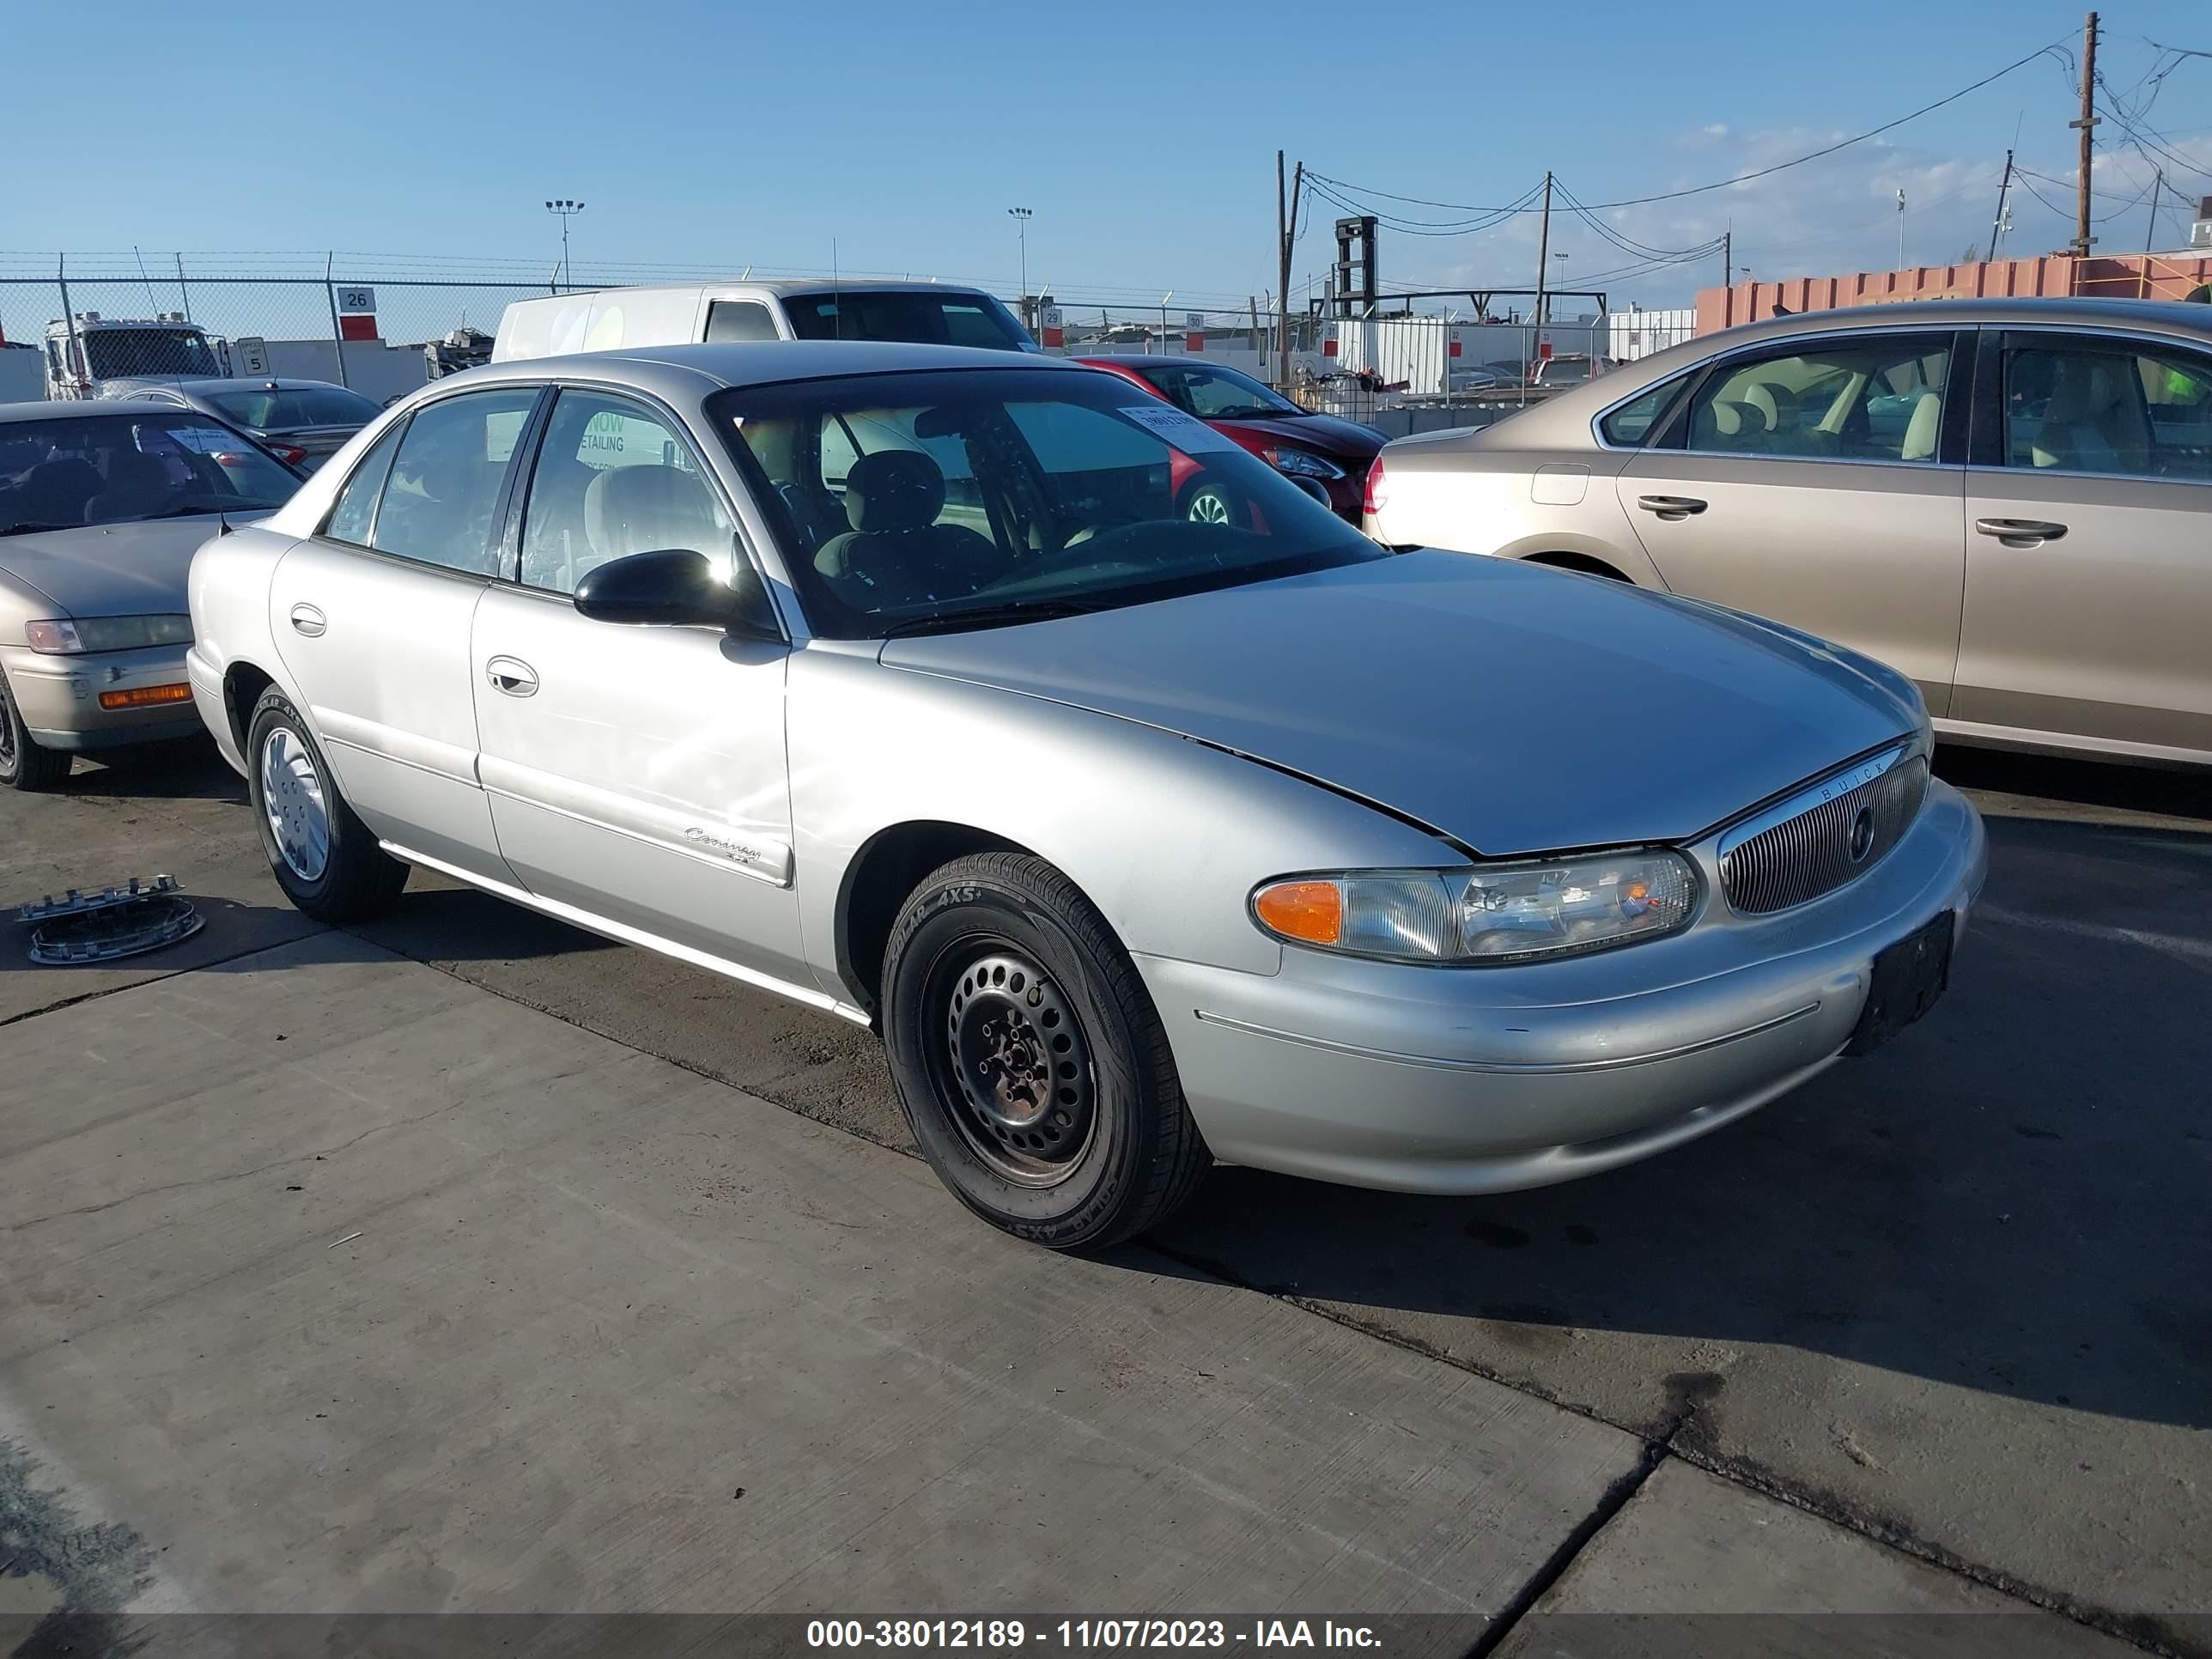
<box><xmin>1116</xmin><ymin>404</ymin><xmax>1238</xmax><ymax>453</ymax></box>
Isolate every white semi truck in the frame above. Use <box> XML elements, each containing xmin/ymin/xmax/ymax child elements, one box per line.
<box><xmin>41</xmin><ymin>312</ymin><xmax>231</xmax><ymax>400</ymax></box>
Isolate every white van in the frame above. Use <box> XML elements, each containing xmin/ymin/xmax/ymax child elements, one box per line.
<box><xmin>491</xmin><ymin>279</ymin><xmax>1036</xmax><ymax>363</ymax></box>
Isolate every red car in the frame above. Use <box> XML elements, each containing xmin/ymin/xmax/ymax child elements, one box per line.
<box><xmin>1075</xmin><ymin>356</ymin><xmax>1384</xmax><ymax>523</ymax></box>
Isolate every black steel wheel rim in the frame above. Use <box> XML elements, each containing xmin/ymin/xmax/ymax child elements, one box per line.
<box><xmin>925</xmin><ymin>943</ymin><xmax>1098</xmax><ymax>1188</ymax></box>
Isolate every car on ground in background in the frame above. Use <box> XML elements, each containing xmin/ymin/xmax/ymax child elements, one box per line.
<box><xmin>1075</xmin><ymin>355</ymin><xmax>1383</xmax><ymax>522</ymax></box>
<box><xmin>1364</xmin><ymin>296</ymin><xmax>2212</xmax><ymax>768</ymax></box>
<box><xmin>0</xmin><ymin>401</ymin><xmax>301</xmax><ymax>788</ymax></box>
<box><xmin>110</xmin><ymin>378</ymin><xmax>384</xmax><ymax>472</ymax></box>
<box><xmin>189</xmin><ymin>341</ymin><xmax>1983</xmax><ymax>1248</ymax></box>
<box><xmin>492</xmin><ymin>280</ymin><xmax>1036</xmax><ymax>364</ymax></box>
<box><xmin>1529</xmin><ymin>353</ymin><xmax>1611</xmax><ymax>390</ymax></box>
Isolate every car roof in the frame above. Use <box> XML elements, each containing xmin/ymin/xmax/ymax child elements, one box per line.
<box><xmin>542</xmin><ymin>278</ymin><xmax>999</xmax><ymax>302</ymax></box>
<box><xmin>0</xmin><ymin>399</ymin><xmax>182</xmax><ymax>423</ymax></box>
<box><xmin>439</xmin><ymin>339</ymin><xmax>1076</xmax><ymax>403</ymax></box>
<box><xmin>164</xmin><ymin>377</ymin><xmax>366</xmax><ymax>394</ymax></box>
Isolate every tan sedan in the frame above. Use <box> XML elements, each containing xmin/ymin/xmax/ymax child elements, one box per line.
<box><xmin>1365</xmin><ymin>296</ymin><xmax>2212</xmax><ymax>767</ymax></box>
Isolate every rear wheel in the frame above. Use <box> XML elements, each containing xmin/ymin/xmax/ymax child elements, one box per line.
<box><xmin>246</xmin><ymin>689</ymin><xmax>409</xmax><ymax>922</ymax></box>
<box><xmin>881</xmin><ymin>852</ymin><xmax>1210</xmax><ymax>1250</ymax></box>
<box><xmin>0</xmin><ymin>672</ymin><xmax>71</xmax><ymax>792</ymax></box>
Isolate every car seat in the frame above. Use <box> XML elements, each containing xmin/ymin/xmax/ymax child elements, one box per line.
<box><xmin>83</xmin><ymin>447</ymin><xmax>174</xmax><ymax>522</ymax></box>
<box><xmin>2032</xmin><ymin>359</ymin><xmax>2153</xmax><ymax>473</ymax></box>
<box><xmin>581</xmin><ymin>464</ymin><xmax>726</xmax><ymax>569</ymax></box>
<box><xmin>812</xmin><ymin>451</ymin><xmax>999</xmax><ymax>605</ymax></box>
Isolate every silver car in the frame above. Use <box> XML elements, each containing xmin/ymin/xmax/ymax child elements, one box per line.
<box><xmin>1</xmin><ymin>400</ymin><xmax>300</xmax><ymax>789</ymax></box>
<box><xmin>1365</xmin><ymin>296</ymin><xmax>2212</xmax><ymax>767</ymax></box>
<box><xmin>187</xmin><ymin>343</ymin><xmax>1985</xmax><ymax>1248</ymax></box>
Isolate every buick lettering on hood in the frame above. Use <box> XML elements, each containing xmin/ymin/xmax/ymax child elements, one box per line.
<box><xmin>186</xmin><ymin>342</ymin><xmax>1987</xmax><ymax>1249</ymax></box>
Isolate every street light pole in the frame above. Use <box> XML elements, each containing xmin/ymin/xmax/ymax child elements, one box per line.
<box><xmin>544</xmin><ymin>199</ymin><xmax>586</xmax><ymax>290</ymax></box>
<box><xmin>1007</xmin><ymin>207</ymin><xmax>1033</xmax><ymax>331</ymax></box>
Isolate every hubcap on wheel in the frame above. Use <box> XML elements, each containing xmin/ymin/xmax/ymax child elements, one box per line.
<box><xmin>1188</xmin><ymin>489</ymin><xmax>1232</xmax><ymax>525</ymax></box>
<box><xmin>936</xmin><ymin>950</ymin><xmax>1097</xmax><ymax>1186</ymax></box>
<box><xmin>260</xmin><ymin>726</ymin><xmax>331</xmax><ymax>882</ymax></box>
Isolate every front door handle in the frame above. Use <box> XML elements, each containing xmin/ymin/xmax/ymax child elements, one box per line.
<box><xmin>288</xmin><ymin>603</ymin><xmax>326</xmax><ymax>637</ymax></box>
<box><xmin>484</xmin><ymin>656</ymin><xmax>538</xmax><ymax>697</ymax></box>
<box><xmin>1637</xmin><ymin>495</ymin><xmax>1708</xmax><ymax>520</ymax></box>
<box><xmin>1975</xmin><ymin>517</ymin><xmax>2068</xmax><ymax>545</ymax></box>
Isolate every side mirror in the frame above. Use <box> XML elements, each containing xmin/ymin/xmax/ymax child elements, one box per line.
<box><xmin>573</xmin><ymin>548</ymin><xmax>781</xmax><ymax>640</ymax></box>
<box><xmin>1290</xmin><ymin>476</ymin><xmax>1333</xmax><ymax>507</ymax></box>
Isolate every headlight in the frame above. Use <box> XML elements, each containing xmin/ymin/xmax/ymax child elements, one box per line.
<box><xmin>1265</xmin><ymin>447</ymin><xmax>1345</xmax><ymax>481</ymax></box>
<box><xmin>1252</xmin><ymin>851</ymin><xmax>1698</xmax><ymax>965</ymax></box>
<box><xmin>23</xmin><ymin>616</ymin><xmax>194</xmax><ymax>655</ymax></box>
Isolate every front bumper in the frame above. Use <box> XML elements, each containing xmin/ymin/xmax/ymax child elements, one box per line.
<box><xmin>2</xmin><ymin>642</ymin><xmax>204</xmax><ymax>750</ymax></box>
<box><xmin>1136</xmin><ymin>780</ymin><xmax>1987</xmax><ymax>1195</ymax></box>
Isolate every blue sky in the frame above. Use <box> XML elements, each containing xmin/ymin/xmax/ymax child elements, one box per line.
<box><xmin>11</xmin><ymin>0</ymin><xmax>2209</xmax><ymax>312</ymax></box>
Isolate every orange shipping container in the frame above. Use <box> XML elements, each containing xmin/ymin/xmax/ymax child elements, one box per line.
<box><xmin>1695</xmin><ymin>252</ymin><xmax>2212</xmax><ymax>334</ymax></box>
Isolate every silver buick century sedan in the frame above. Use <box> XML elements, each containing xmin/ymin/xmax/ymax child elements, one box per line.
<box><xmin>188</xmin><ymin>342</ymin><xmax>1985</xmax><ymax>1249</ymax></box>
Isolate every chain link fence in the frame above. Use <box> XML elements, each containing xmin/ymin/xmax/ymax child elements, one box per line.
<box><xmin>3</xmin><ymin>258</ymin><xmax>1650</xmax><ymax>444</ymax></box>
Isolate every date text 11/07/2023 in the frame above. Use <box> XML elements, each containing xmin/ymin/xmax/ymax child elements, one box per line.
<box><xmin>805</xmin><ymin>1621</ymin><xmax>1385</xmax><ymax>1649</ymax></box>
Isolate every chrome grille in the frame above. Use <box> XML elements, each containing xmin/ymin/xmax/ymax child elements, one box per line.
<box><xmin>1718</xmin><ymin>750</ymin><xmax>1929</xmax><ymax>915</ymax></box>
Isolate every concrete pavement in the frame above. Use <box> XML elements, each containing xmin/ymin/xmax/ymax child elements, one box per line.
<box><xmin>1</xmin><ymin>737</ymin><xmax>2202</xmax><ymax>1653</ymax></box>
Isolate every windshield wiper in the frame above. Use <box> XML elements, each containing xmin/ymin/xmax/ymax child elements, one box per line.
<box><xmin>2</xmin><ymin>521</ymin><xmax>72</xmax><ymax>537</ymax></box>
<box><xmin>878</xmin><ymin>599</ymin><xmax>1105</xmax><ymax>639</ymax></box>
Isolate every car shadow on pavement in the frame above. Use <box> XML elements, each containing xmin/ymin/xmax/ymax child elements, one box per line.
<box><xmin>55</xmin><ymin>736</ymin><xmax>246</xmax><ymax>802</ymax></box>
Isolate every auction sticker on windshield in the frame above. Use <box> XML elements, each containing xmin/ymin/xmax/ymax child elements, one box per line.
<box><xmin>1116</xmin><ymin>405</ymin><xmax>1237</xmax><ymax>453</ymax></box>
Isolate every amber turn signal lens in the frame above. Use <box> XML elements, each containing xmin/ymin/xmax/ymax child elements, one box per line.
<box><xmin>98</xmin><ymin>683</ymin><xmax>193</xmax><ymax>710</ymax></box>
<box><xmin>1252</xmin><ymin>879</ymin><xmax>1344</xmax><ymax>946</ymax></box>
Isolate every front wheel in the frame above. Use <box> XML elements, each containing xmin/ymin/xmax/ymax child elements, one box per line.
<box><xmin>880</xmin><ymin>852</ymin><xmax>1210</xmax><ymax>1249</ymax></box>
<box><xmin>0</xmin><ymin>671</ymin><xmax>72</xmax><ymax>792</ymax></box>
<box><xmin>246</xmin><ymin>689</ymin><xmax>409</xmax><ymax>923</ymax></box>
<box><xmin>1177</xmin><ymin>476</ymin><xmax>1251</xmax><ymax>528</ymax></box>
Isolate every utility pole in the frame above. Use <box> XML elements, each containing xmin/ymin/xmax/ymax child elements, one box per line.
<box><xmin>2071</xmin><ymin>12</ymin><xmax>2100</xmax><ymax>258</ymax></box>
<box><xmin>544</xmin><ymin>199</ymin><xmax>586</xmax><ymax>289</ymax></box>
<box><xmin>1275</xmin><ymin>151</ymin><xmax>1303</xmax><ymax>387</ymax></box>
<box><xmin>1532</xmin><ymin>170</ymin><xmax>1553</xmax><ymax>367</ymax></box>
<box><xmin>1987</xmin><ymin>149</ymin><xmax>2015</xmax><ymax>262</ymax></box>
<box><xmin>1007</xmin><ymin>208</ymin><xmax>1033</xmax><ymax>328</ymax></box>
<box><xmin>1722</xmin><ymin>224</ymin><xmax>1731</xmax><ymax>289</ymax></box>
<box><xmin>2144</xmin><ymin>168</ymin><xmax>2165</xmax><ymax>252</ymax></box>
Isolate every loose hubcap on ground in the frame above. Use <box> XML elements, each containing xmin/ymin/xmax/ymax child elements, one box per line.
<box><xmin>944</xmin><ymin>951</ymin><xmax>1096</xmax><ymax>1183</ymax></box>
<box><xmin>260</xmin><ymin>727</ymin><xmax>331</xmax><ymax>882</ymax></box>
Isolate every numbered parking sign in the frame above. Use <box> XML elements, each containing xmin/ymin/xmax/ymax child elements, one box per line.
<box><xmin>335</xmin><ymin>286</ymin><xmax>377</xmax><ymax>314</ymax></box>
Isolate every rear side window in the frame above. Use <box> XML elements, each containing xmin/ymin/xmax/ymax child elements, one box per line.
<box><xmin>705</xmin><ymin>301</ymin><xmax>779</xmax><ymax>343</ymax></box>
<box><xmin>781</xmin><ymin>290</ymin><xmax>1030</xmax><ymax>350</ymax></box>
<box><xmin>1599</xmin><ymin>376</ymin><xmax>1687</xmax><ymax>447</ymax></box>
<box><xmin>367</xmin><ymin>389</ymin><xmax>539</xmax><ymax>575</ymax></box>
<box><xmin>325</xmin><ymin>422</ymin><xmax>404</xmax><ymax>545</ymax></box>
<box><xmin>1685</xmin><ymin>335</ymin><xmax>1952</xmax><ymax>464</ymax></box>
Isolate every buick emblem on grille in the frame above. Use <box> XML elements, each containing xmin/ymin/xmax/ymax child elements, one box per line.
<box><xmin>1847</xmin><ymin>805</ymin><xmax>1877</xmax><ymax>864</ymax></box>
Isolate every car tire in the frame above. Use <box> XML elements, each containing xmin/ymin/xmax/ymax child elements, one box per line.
<box><xmin>1178</xmin><ymin>477</ymin><xmax>1250</xmax><ymax>528</ymax></box>
<box><xmin>880</xmin><ymin>851</ymin><xmax>1211</xmax><ymax>1250</ymax></box>
<box><xmin>246</xmin><ymin>688</ymin><xmax>408</xmax><ymax>923</ymax></box>
<box><xmin>0</xmin><ymin>671</ymin><xmax>72</xmax><ymax>792</ymax></box>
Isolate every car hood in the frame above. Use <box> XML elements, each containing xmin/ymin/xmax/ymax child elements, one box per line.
<box><xmin>0</xmin><ymin>517</ymin><xmax>216</xmax><ymax>618</ymax></box>
<box><xmin>880</xmin><ymin>552</ymin><xmax>1918</xmax><ymax>857</ymax></box>
<box><xmin>1215</xmin><ymin>411</ymin><xmax>1386</xmax><ymax>459</ymax></box>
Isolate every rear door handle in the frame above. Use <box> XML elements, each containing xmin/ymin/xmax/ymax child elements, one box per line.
<box><xmin>288</xmin><ymin>603</ymin><xmax>326</xmax><ymax>637</ymax></box>
<box><xmin>1975</xmin><ymin>517</ymin><xmax>2067</xmax><ymax>544</ymax></box>
<box><xmin>484</xmin><ymin>656</ymin><xmax>538</xmax><ymax>697</ymax></box>
<box><xmin>1637</xmin><ymin>495</ymin><xmax>1708</xmax><ymax>520</ymax></box>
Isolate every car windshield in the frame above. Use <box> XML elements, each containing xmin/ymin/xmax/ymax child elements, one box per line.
<box><xmin>1134</xmin><ymin>362</ymin><xmax>1304</xmax><ymax>420</ymax></box>
<box><xmin>80</xmin><ymin>328</ymin><xmax>222</xmax><ymax>380</ymax></box>
<box><xmin>208</xmin><ymin>386</ymin><xmax>380</xmax><ymax>430</ymax></box>
<box><xmin>0</xmin><ymin>413</ymin><xmax>297</xmax><ymax>534</ymax></box>
<box><xmin>714</xmin><ymin>367</ymin><xmax>1382</xmax><ymax>639</ymax></box>
<box><xmin>781</xmin><ymin>291</ymin><xmax>1034</xmax><ymax>351</ymax></box>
